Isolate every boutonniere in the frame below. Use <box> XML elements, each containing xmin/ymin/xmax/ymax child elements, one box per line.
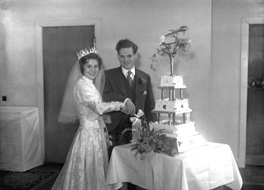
<box><xmin>142</xmin><ymin>91</ymin><xmax>147</xmax><ymax>96</ymax></box>
<box><xmin>138</xmin><ymin>75</ymin><xmax>147</xmax><ymax>84</ymax></box>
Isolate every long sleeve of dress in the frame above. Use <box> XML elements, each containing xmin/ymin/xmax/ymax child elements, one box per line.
<box><xmin>74</xmin><ymin>78</ymin><xmax>124</xmax><ymax>116</ymax></box>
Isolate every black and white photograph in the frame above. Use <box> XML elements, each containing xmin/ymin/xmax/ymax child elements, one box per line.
<box><xmin>0</xmin><ymin>0</ymin><xmax>264</xmax><ymax>190</ymax></box>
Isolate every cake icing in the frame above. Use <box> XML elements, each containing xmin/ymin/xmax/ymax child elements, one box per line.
<box><xmin>149</xmin><ymin>121</ymin><xmax>196</xmax><ymax>136</ymax></box>
<box><xmin>154</xmin><ymin>98</ymin><xmax>190</xmax><ymax>112</ymax></box>
<box><xmin>160</xmin><ymin>75</ymin><xmax>185</xmax><ymax>87</ymax></box>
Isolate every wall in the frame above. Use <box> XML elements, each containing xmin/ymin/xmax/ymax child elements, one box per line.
<box><xmin>0</xmin><ymin>0</ymin><xmax>212</xmax><ymax>161</ymax></box>
<box><xmin>211</xmin><ymin>0</ymin><xmax>264</xmax><ymax>166</ymax></box>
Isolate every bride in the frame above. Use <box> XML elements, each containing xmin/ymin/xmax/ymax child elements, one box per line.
<box><xmin>52</xmin><ymin>47</ymin><xmax>126</xmax><ymax>190</ymax></box>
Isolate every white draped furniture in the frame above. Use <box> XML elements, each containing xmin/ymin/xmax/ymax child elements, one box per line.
<box><xmin>0</xmin><ymin>106</ymin><xmax>43</xmax><ymax>171</ymax></box>
<box><xmin>106</xmin><ymin>142</ymin><xmax>243</xmax><ymax>190</ymax></box>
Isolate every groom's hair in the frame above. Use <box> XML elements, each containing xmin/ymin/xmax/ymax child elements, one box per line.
<box><xmin>116</xmin><ymin>39</ymin><xmax>138</xmax><ymax>54</ymax></box>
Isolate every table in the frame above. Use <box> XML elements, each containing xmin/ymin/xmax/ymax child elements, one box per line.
<box><xmin>106</xmin><ymin>142</ymin><xmax>243</xmax><ymax>190</ymax></box>
<box><xmin>0</xmin><ymin>106</ymin><xmax>44</xmax><ymax>171</ymax></box>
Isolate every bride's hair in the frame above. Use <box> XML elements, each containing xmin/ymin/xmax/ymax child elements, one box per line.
<box><xmin>79</xmin><ymin>53</ymin><xmax>103</xmax><ymax>74</ymax></box>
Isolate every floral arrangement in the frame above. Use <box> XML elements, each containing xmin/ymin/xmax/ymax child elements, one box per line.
<box><xmin>151</xmin><ymin>26</ymin><xmax>191</xmax><ymax>76</ymax></box>
<box><xmin>129</xmin><ymin>110</ymin><xmax>178</xmax><ymax>160</ymax></box>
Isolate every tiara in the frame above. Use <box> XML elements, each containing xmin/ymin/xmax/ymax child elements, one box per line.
<box><xmin>76</xmin><ymin>47</ymin><xmax>97</xmax><ymax>60</ymax></box>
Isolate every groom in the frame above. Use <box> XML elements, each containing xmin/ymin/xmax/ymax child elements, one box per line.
<box><xmin>103</xmin><ymin>39</ymin><xmax>157</xmax><ymax>152</ymax></box>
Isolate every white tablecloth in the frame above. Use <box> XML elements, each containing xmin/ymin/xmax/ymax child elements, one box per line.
<box><xmin>106</xmin><ymin>142</ymin><xmax>243</xmax><ymax>190</ymax></box>
<box><xmin>0</xmin><ymin>106</ymin><xmax>44</xmax><ymax>171</ymax></box>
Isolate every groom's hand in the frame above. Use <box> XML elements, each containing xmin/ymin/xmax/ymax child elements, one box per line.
<box><xmin>102</xmin><ymin>114</ymin><xmax>112</xmax><ymax>124</ymax></box>
<box><xmin>121</xmin><ymin>99</ymin><xmax>135</xmax><ymax>115</ymax></box>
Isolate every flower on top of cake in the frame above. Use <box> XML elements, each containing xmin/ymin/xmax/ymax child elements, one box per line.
<box><xmin>150</xmin><ymin>26</ymin><xmax>191</xmax><ymax>76</ymax></box>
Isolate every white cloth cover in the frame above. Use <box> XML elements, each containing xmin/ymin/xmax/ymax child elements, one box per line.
<box><xmin>106</xmin><ymin>142</ymin><xmax>243</xmax><ymax>190</ymax></box>
<box><xmin>0</xmin><ymin>106</ymin><xmax>43</xmax><ymax>171</ymax></box>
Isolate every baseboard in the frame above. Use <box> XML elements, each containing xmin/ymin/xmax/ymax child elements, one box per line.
<box><xmin>246</xmin><ymin>155</ymin><xmax>264</xmax><ymax>166</ymax></box>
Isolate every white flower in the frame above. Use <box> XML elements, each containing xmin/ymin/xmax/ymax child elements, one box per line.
<box><xmin>136</xmin><ymin>109</ymin><xmax>144</xmax><ymax>117</ymax></box>
<box><xmin>159</xmin><ymin>35</ymin><xmax>165</xmax><ymax>45</ymax></box>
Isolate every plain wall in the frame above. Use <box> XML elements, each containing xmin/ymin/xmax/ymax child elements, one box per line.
<box><xmin>211</xmin><ymin>0</ymin><xmax>264</xmax><ymax>165</ymax></box>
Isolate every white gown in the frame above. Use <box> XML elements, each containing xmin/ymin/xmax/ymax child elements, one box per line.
<box><xmin>52</xmin><ymin>76</ymin><xmax>123</xmax><ymax>190</ymax></box>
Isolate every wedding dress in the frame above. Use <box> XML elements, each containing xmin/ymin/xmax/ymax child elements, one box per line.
<box><xmin>52</xmin><ymin>76</ymin><xmax>123</xmax><ymax>190</ymax></box>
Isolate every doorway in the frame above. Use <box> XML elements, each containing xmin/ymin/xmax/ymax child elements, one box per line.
<box><xmin>239</xmin><ymin>17</ymin><xmax>264</xmax><ymax>168</ymax></box>
<box><xmin>43</xmin><ymin>25</ymin><xmax>94</xmax><ymax>163</ymax></box>
<box><xmin>246</xmin><ymin>24</ymin><xmax>264</xmax><ymax>166</ymax></box>
<box><xmin>36</xmin><ymin>20</ymin><xmax>101</xmax><ymax>163</ymax></box>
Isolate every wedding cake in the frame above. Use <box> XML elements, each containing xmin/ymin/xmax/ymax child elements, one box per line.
<box><xmin>160</xmin><ymin>75</ymin><xmax>185</xmax><ymax>87</ymax></box>
<box><xmin>149</xmin><ymin>121</ymin><xmax>196</xmax><ymax>136</ymax></box>
<box><xmin>151</xmin><ymin>76</ymin><xmax>207</xmax><ymax>153</ymax></box>
<box><xmin>134</xmin><ymin>25</ymin><xmax>203</xmax><ymax>155</ymax></box>
<box><xmin>154</xmin><ymin>99</ymin><xmax>191</xmax><ymax>112</ymax></box>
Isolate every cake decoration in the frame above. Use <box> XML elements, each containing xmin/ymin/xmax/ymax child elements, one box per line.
<box><xmin>150</xmin><ymin>26</ymin><xmax>191</xmax><ymax>76</ymax></box>
<box><xmin>128</xmin><ymin>26</ymin><xmax>206</xmax><ymax>159</ymax></box>
<box><xmin>160</xmin><ymin>75</ymin><xmax>184</xmax><ymax>87</ymax></box>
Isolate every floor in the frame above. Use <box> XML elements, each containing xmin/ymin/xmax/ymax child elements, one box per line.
<box><xmin>239</xmin><ymin>165</ymin><xmax>264</xmax><ymax>190</ymax></box>
<box><xmin>32</xmin><ymin>163</ymin><xmax>264</xmax><ymax>190</ymax></box>
<box><xmin>31</xmin><ymin>163</ymin><xmax>63</xmax><ymax>190</ymax></box>
<box><xmin>2</xmin><ymin>163</ymin><xmax>263</xmax><ymax>190</ymax></box>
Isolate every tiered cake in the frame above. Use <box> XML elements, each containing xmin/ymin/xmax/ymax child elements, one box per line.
<box><xmin>151</xmin><ymin>75</ymin><xmax>207</xmax><ymax>153</ymax></box>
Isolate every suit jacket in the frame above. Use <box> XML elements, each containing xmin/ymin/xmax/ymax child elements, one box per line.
<box><xmin>103</xmin><ymin>66</ymin><xmax>157</xmax><ymax>132</ymax></box>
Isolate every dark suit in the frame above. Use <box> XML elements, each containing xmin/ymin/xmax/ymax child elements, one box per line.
<box><xmin>103</xmin><ymin>66</ymin><xmax>156</xmax><ymax>142</ymax></box>
<box><xmin>103</xmin><ymin>66</ymin><xmax>155</xmax><ymax>190</ymax></box>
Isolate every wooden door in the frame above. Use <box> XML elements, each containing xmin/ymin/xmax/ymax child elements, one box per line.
<box><xmin>43</xmin><ymin>25</ymin><xmax>94</xmax><ymax>163</ymax></box>
<box><xmin>246</xmin><ymin>24</ymin><xmax>264</xmax><ymax>166</ymax></box>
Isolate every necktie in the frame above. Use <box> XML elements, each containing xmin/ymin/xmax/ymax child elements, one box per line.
<box><xmin>127</xmin><ymin>71</ymin><xmax>133</xmax><ymax>87</ymax></box>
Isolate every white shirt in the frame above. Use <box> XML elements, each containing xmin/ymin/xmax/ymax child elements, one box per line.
<box><xmin>122</xmin><ymin>67</ymin><xmax>135</xmax><ymax>80</ymax></box>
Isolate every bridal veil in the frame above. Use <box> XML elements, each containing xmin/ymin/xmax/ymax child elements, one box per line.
<box><xmin>58</xmin><ymin>58</ymin><xmax>105</xmax><ymax>124</ymax></box>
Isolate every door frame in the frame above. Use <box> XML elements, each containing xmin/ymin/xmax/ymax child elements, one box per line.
<box><xmin>36</xmin><ymin>19</ymin><xmax>101</xmax><ymax>159</ymax></box>
<box><xmin>239</xmin><ymin>17</ymin><xmax>264</xmax><ymax>167</ymax></box>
